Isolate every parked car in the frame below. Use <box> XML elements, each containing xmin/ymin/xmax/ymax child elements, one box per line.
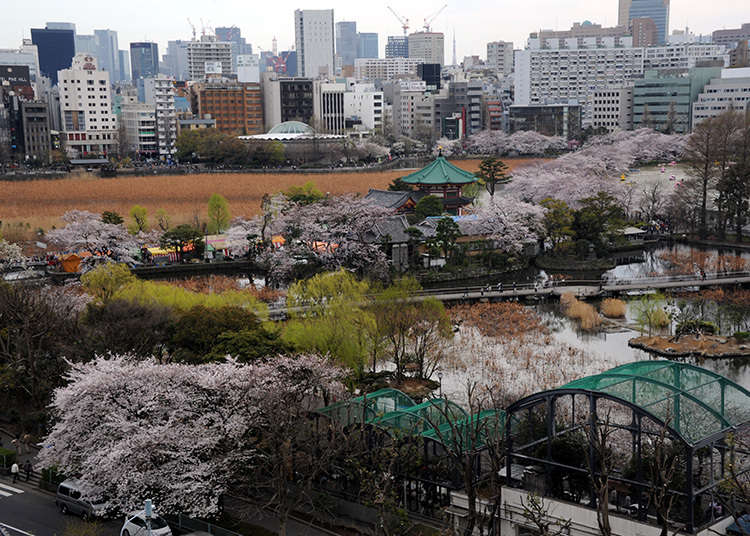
<box><xmin>121</xmin><ymin>511</ymin><xmax>173</xmax><ymax>536</ymax></box>
<box><xmin>55</xmin><ymin>478</ymin><xmax>107</xmax><ymax>519</ymax></box>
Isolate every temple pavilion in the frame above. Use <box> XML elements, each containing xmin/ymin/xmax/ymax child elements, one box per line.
<box><xmin>399</xmin><ymin>156</ymin><xmax>478</xmax><ymax>215</ymax></box>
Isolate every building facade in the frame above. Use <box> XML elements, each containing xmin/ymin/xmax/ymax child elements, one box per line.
<box><xmin>261</xmin><ymin>73</ymin><xmax>314</xmax><ymax>131</ymax></box>
<box><xmin>130</xmin><ymin>42</ymin><xmax>159</xmax><ymax>81</ymax></box>
<box><xmin>358</xmin><ymin>33</ymin><xmax>379</xmax><ymax>59</ymax></box>
<box><xmin>21</xmin><ymin>101</ymin><xmax>51</xmax><ymax>163</ymax></box>
<box><xmin>529</xmin><ymin>22</ymin><xmax>630</xmax><ymax>49</ymax></box>
<box><xmin>237</xmin><ymin>54</ymin><xmax>260</xmax><ymax>83</ymax></box>
<box><xmin>632</xmin><ymin>17</ymin><xmax>658</xmax><ymax>47</ymax></box>
<box><xmin>58</xmin><ymin>54</ymin><xmax>118</xmax><ymax>158</ymax></box>
<box><xmin>294</xmin><ymin>9</ymin><xmax>335</xmax><ymax>78</ymax></box>
<box><xmin>163</xmin><ymin>40</ymin><xmax>189</xmax><ymax>80</ymax></box>
<box><xmin>618</xmin><ymin>0</ymin><xmax>632</xmax><ymax>27</ymax></box>
<box><xmin>313</xmin><ymin>81</ymin><xmax>345</xmax><ymax>134</ymax></box>
<box><xmin>215</xmin><ymin>26</ymin><xmax>252</xmax><ymax>73</ymax></box>
<box><xmin>692</xmin><ymin>68</ymin><xmax>750</xmax><ymax>126</ymax></box>
<box><xmin>712</xmin><ymin>23</ymin><xmax>750</xmax><ymax>48</ymax></box>
<box><xmin>31</xmin><ymin>26</ymin><xmax>75</xmax><ymax>85</ymax></box>
<box><xmin>508</xmin><ymin>103</ymin><xmax>582</xmax><ymax>140</ymax></box>
<box><xmin>408</xmin><ymin>32</ymin><xmax>444</xmax><ymax>66</ymax></box>
<box><xmin>628</xmin><ymin>0</ymin><xmax>670</xmax><ymax>44</ymax></box>
<box><xmin>335</xmin><ymin>22</ymin><xmax>358</xmax><ymax>68</ymax></box>
<box><xmin>343</xmin><ymin>82</ymin><xmax>383</xmax><ymax>132</ymax></box>
<box><xmin>144</xmin><ymin>75</ymin><xmax>177</xmax><ymax>159</ymax></box>
<box><xmin>386</xmin><ymin>36</ymin><xmax>408</xmax><ymax>58</ymax></box>
<box><xmin>392</xmin><ymin>80</ymin><xmax>432</xmax><ymax>138</ymax></box>
<box><xmin>486</xmin><ymin>41</ymin><xmax>513</xmax><ymax>76</ymax></box>
<box><xmin>643</xmin><ymin>44</ymin><xmax>729</xmax><ymax>70</ymax></box>
<box><xmin>0</xmin><ymin>43</ymin><xmax>41</xmax><ymax>95</ymax></box>
<box><xmin>632</xmin><ymin>67</ymin><xmax>721</xmax><ymax>133</ymax></box>
<box><xmin>186</xmin><ymin>37</ymin><xmax>233</xmax><ymax>81</ymax></box>
<box><xmin>192</xmin><ymin>81</ymin><xmax>263</xmax><ymax>135</ymax></box>
<box><xmin>589</xmin><ymin>86</ymin><xmax>634</xmax><ymax>132</ymax></box>
<box><xmin>121</xmin><ymin>103</ymin><xmax>157</xmax><ymax>157</ymax></box>
<box><xmin>354</xmin><ymin>57</ymin><xmax>423</xmax><ymax>80</ymax></box>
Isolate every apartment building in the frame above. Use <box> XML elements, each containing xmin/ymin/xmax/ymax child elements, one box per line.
<box><xmin>486</xmin><ymin>41</ymin><xmax>514</xmax><ymax>76</ymax></box>
<box><xmin>408</xmin><ymin>32</ymin><xmax>444</xmax><ymax>66</ymax></box>
<box><xmin>589</xmin><ymin>86</ymin><xmax>634</xmax><ymax>132</ymax></box>
<box><xmin>187</xmin><ymin>36</ymin><xmax>232</xmax><ymax>80</ymax></box>
<box><xmin>354</xmin><ymin>57</ymin><xmax>423</xmax><ymax>80</ymax></box>
<box><xmin>692</xmin><ymin>68</ymin><xmax>750</xmax><ymax>126</ymax></box>
<box><xmin>121</xmin><ymin>103</ymin><xmax>157</xmax><ymax>157</ymax></box>
<box><xmin>191</xmin><ymin>81</ymin><xmax>263</xmax><ymax>135</ymax></box>
<box><xmin>144</xmin><ymin>74</ymin><xmax>177</xmax><ymax>159</ymax></box>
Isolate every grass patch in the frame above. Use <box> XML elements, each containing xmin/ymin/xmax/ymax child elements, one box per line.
<box><xmin>600</xmin><ymin>298</ymin><xmax>626</xmax><ymax>318</ymax></box>
<box><xmin>561</xmin><ymin>293</ymin><xmax>601</xmax><ymax>331</ymax></box>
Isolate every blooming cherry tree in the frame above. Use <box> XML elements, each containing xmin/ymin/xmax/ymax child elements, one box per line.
<box><xmin>46</xmin><ymin>210</ymin><xmax>137</xmax><ymax>266</ymax></box>
<box><xmin>38</xmin><ymin>354</ymin><xmax>344</xmax><ymax>518</ymax></box>
<box><xmin>465</xmin><ymin>196</ymin><xmax>546</xmax><ymax>254</ymax></box>
<box><xmin>0</xmin><ymin>239</ymin><xmax>26</xmax><ymax>270</ymax></box>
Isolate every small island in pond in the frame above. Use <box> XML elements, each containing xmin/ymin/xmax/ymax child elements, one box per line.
<box><xmin>629</xmin><ymin>334</ymin><xmax>750</xmax><ymax>359</ymax></box>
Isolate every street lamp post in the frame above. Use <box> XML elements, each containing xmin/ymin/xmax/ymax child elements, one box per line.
<box><xmin>120</xmin><ymin>499</ymin><xmax>153</xmax><ymax>536</ymax></box>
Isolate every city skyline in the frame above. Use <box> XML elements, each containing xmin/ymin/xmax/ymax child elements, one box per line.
<box><xmin>2</xmin><ymin>0</ymin><xmax>744</xmax><ymax>63</ymax></box>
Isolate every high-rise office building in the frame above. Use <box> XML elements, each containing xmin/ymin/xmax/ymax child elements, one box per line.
<box><xmin>215</xmin><ymin>26</ymin><xmax>252</xmax><ymax>72</ymax></box>
<box><xmin>163</xmin><ymin>40</ymin><xmax>189</xmax><ymax>80</ymax></box>
<box><xmin>386</xmin><ymin>36</ymin><xmax>408</xmax><ymax>58</ymax></box>
<box><xmin>94</xmin><ymin>30</ymin><xmax>120</xmax><ymax>82</ymax></box>
<box><xmin>0</xmin><ymin>41</ymin><xmax>41</xmax><ymax>95</ymax></box>
<box><xmin>75</xmin><ymin>35</ymin><xmax>97</xmax><ymax>55</ymax></box>
<box><xmin>119</xmin><ymin>50</ymin><xmax>131</xmax><ymax>81</ymax></box>
<box><xmin>186</xmin><ymin>36</ymin><xmax>232</xmax><ymax>80</ymax></box>
<box><xmin>712</xmin><ymin>23</ymin><xmax>750</xmax><ymax>48</ymax></box>
<box><xmin>130</xmin><ymin>42</ymin><xmax>159</xmax><ymax>81</ymax></box>
<box><xmin>628</xmin><ymin>0</ymin><xmax>670</xmax><ymax>45</ymax></box>
<box><xmin>486</xmin><ymin>41</ymin><xmax>513</xmax><ymax>75</ymax></box>
<box><xmin>31</xmin><ymin>26</ymin><xmax>75</xmax><ymax>85</ymax></box>
<box><xmin>192</xmin><ymin>80</ymin><xmax>263</xmax><ymax>134</ymax></box>
<box><xmin>618</xmin><ymin>0</ymin><xmax>632</xmax><ymax>28</ymax></box>
<box><xmin>335</xmin><ymin>22</ymin><xmax>358</xmax><ymax>68</ymax></box>
<box><xmin>143</xmin><ymin>74</ymin><xmax>177</xmax><ymax>159</ymax></box>
<box><xmin>408</xmin><ymin>32</ymin><xmax>444</xmax><ymax>66</ymax></box>
<box><xmin>358</xmin><ymin>33</ymin><xmax>379</xmax><ymax>59</ymax></box>
<box><xmin>294</xmin><ymin>9</ymin><xmax>335</xmax><ymax>78</ymax></box>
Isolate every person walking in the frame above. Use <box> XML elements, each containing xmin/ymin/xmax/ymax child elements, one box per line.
<box><xmin>23</xmin><ymin>460</ymin><xmax>31</xmax><ymax>482</ymax></box>
<box><xmin>10</xmin><ymin>461</ymin><xmax>19</xmax><ymax>483</ymax></box>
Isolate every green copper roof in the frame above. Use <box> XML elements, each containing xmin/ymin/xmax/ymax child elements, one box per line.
<box><xmin>401</xmin><ymin>156</ymin><xmax>478</xmax><ymax>185</ymax></box>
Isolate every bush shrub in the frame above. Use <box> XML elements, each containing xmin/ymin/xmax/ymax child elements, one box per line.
<box><xmin>561</xmin><ymin>293</ymin><xmax>601</xmax><ymax>331</ymax></box>
<box><xmin>600</xmin><ymin>298</ymin><xmax>626</xmax><ymax>318</ymax></box>
<box><xmin>733</xmin><ymin>331</ymin><xmax>750</xmax><ymax>342</ymax></box>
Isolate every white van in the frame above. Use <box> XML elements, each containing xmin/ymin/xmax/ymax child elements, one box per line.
<box><xmin>56</xmin><ymin>478</ymin><xmax>107</xmax><ymax>519</ymax></box>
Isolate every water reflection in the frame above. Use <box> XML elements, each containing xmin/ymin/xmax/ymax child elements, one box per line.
<box><xmin>534</xmin><ymin>302</ymin><xmax>750</xmax><ymax>388</ymax></box>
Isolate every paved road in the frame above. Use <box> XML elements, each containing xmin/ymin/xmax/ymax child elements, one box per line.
<box><xmin>0</xmin><ymin>477</ymin><xmax>119</xmax><ymax>536</ymax></box>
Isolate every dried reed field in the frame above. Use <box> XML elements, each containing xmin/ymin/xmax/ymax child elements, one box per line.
<box><xmin>0</xmin><ymin>158</ymin><xmax>544</xmax><ymax>230</ymax></box>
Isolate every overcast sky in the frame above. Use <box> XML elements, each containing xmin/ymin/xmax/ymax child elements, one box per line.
<box><xmin>2</xmin><ymin>0</ymin><xmax>746</xmax><ymax>61</ymax></box>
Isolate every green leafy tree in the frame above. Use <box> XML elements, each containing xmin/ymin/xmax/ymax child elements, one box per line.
<box><xmin>573</xmin><ymin>192</ymin><xmax>626</xmax><ymax>250</ymax></box>
<box><xmin>414</xmin><ymin>195</ymin><xmax>444</xmax><ymax>221</ymax></box>
<box><xmin>207</xmin><ymin>193</ymin><xmax>231</xmax><ymax>234</ymax></box>
<box><xmin>431</xmin><ymin>216</ymin><xmax>461</xmax><ymax>260</ymax></box>
<box><xmin>128</xmin><ymin>205</ymin><xmax>148</xmax><ymax>234</ymax></box>
<box><xmin>155</xmin><ymin>209</ymin><xmax>170</xmax><ymax>232</ymax></box>
<box><xmin>101</xmin><ymin>211</ymin><xmax>124</xmax><ymax>225</ymax></box>
<box><xmin>477</xmin><ymin>156</ymin><xmax>511</xmax><ymax>198</ymax></box>
<box><xmin>160</xmin><ymin>224</ymin><xmax>204</xmax><ymax>261</ymax></box>
<box><xmin>540</xmin><ymin>198</ymin><xmax>575</xmax><ymax>252</ymax></box>
<box><xmin>283</xmin><ymin>270</ymin><xmax>374</xmax><ymax>378</ymax></box>
<box><xmin>175</xmin><ymin>129</ymin><xmax>202</xmax><ymax>161</ymax></box>
<box><xmin>283</xmin><ymin>181</ymin><xmax>324</xmax><ymax>205</ymax></box>
<box><xmin>80</xmin><ymin>263</ymin><xmax>136</xmax><ymax>304</ymax></box>
<box><xmin>170</xmin><ymin>305</ymin><xmax>283</xmax><ymax>363</ymax></box>
<box><xmin>387</xmin><ymin>177</ymin><xmax>414</xmax><ymax>192</ymax></box>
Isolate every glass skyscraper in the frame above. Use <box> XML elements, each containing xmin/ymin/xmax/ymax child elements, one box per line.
<box><xmin>129</xmin><ymin>42</ymin><xmax>159</xmax><ymax>81</ymax></box>
<box><xmin>30</xmin><ymin>27</ymin><xmax>75</xmax><ymax>85</ymax></box>
<box><xmin>357</xmin><ymin>33</ymin><xmax>379</xmax><ymax>59</ymax></box>
<box><xmin>629</xmin><ymin>0</ymin><xmax>670</xmax><ymax>45</ymax></box>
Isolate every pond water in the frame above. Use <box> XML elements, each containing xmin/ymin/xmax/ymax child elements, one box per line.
<box><xmin>535</xmin><ymin>302</ymin><xmax>750</xmax><ymax>389</ymax></box>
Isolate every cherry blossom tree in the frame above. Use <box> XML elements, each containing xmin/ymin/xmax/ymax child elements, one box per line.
<box><xmin>464</xmin><ymin>196</ymin><xmax>546</xmax><ymax>254</ymax></box>
<box><xmin>46</xmin><ymin>210</ymin><xmax>137</xmax><ymax>267</ymax></box>
<box><xmin>263</xmin><ymin>195</ymin><xmax>392</xmax><ymax>283</ymax></box>
<box><xmin>461</xmin><ymin>130</ymin><xmax>567</xmax><ymax>156</ymax></box>
<box><xmin>506</xmin><ymin>129</ymin><xmax>688</xmax><ymax>207</ymax></box>
<box><xmin>0</xmin><ymin>239</ymin><xmax>26</xmax><ymax>270</ymax></box>
<box><xmin>37</xmin><ymin>354</ymin><xmax>344</xmax><ymax>519</ymax></box>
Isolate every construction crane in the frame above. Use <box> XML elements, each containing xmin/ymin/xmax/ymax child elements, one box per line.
<box><xmin>187</xmin><ymin>18</ymin><xmax>196</xmax><ymax>40</ymax></box>
<box><xmin>387</xmin><ymin>6</ymin><xmax>410</xmax><ymax>36</ymax></box>
<box><xmin>423</xmin><ymin>4</ymin><xmax>448</xmax><ymax>32</ymax></box>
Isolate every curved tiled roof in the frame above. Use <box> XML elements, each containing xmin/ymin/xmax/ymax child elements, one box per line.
<box><xmin>400</xmin><ymin>156</ymin><xmax>478</xmax><ymax>185</ymax></box>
